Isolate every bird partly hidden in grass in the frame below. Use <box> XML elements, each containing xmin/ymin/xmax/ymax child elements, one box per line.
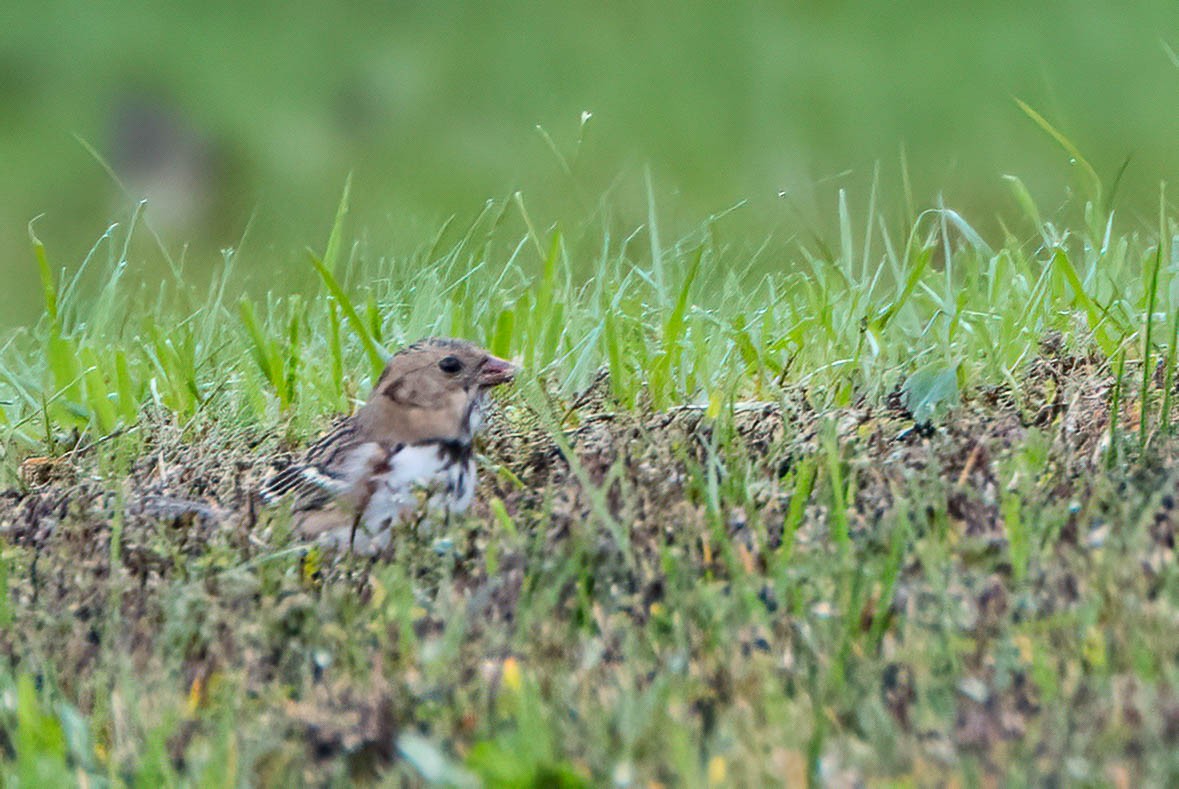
<box><xmin>259</xmin><ymin>337</ymin><xmax>518</xmax><ymax>554</ymax></box>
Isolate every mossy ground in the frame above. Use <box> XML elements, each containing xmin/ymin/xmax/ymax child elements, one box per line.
<box><xmin>4</xmin><ymin>334</ymin><xmax>1179</xmax><ymax>785</ymax></box>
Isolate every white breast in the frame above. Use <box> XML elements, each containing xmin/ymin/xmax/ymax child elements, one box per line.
<box><xmin>356</xmin><ymin>443</ymin><xmax>475</xmax><ymax>550</ymax></box>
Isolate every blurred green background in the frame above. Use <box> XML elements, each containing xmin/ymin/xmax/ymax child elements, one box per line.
<box><xmin>4</xmin><ymin>0</ymin><xmax>1179</xmax><ymax>326</ymax></box>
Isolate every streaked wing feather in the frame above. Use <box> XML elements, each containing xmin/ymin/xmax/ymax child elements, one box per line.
<box><xmin>259</xmin><ymin>463</ymin><xmax>347</xmax><ymax>509</ymax></box>
<box><xmin>259</xmin><ymin>418</ymin><xmax>376</xmax><ymax>510</ymax></box>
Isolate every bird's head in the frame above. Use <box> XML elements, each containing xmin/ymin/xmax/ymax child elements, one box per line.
<box><xmin>357</xmin><ymin>337</ymin><xmax>517</xmax><ymax>444</ymax></box>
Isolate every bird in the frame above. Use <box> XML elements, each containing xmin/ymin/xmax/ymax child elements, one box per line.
<box><xmin>259</xmin><ymin>337</ymin><xmax>517</xmax><ymax>554</ymax></box>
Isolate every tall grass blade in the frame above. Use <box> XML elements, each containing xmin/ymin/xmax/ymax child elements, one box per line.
<box><xmin>823</xmin><ymin>420</ymin><xmax>850</xmax><ymax>550</ymax></box>
<box><xmin>322</xmin><ymin>173</ymin><xmax>352</xmax><ymax>276</ymax></box>
<box><xmin>310</xmin><ymin>252</ymin><xmax>386</xmax><ymax>383</ymax></box>
<box><xmin>28</xmin><ymin>219</ymin><xmax>58</xmax><ymax>321</ymax></box>
<box><xmin>1108</xmin><ymin>347</ymin><xmax>1126</xmax><ymax>470</ymax></box>
<box><xmin>645</xmin><ymin>166</ymin><xmax>666</xmax><ymax>301</ymax></box>
<box><xmin>1015</xmin><ymin>98</ymin><xmax>1102</xmax><ymax>204</ymax></box>
<box><xmin>1162</xmin><ymin>309</ymin><xmax>1179</xmax><ymax>432</ymax></box>
<box><xmin>1142</xmin><ymin>244</ymin><xmax>1162</xmax><ymax>446</ymax></box>
<box><xmin>780</xmin><ymin>457</ymin><xmax>817</xmax><ymax>564</ymax></box>
<box><xmin>1053</xmin><ymin>248</ymin><xmax>1120</xmax><ymax>356</ymax></box>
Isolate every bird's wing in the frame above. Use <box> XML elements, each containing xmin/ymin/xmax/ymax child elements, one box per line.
<box><xmin>258</xmin><ymin>460</ymin><xmax>351</xmax><ymax>510</ymax></box>
<box><xmin>260</xmin><ymin>420</ymin><xmax>392</xmax><ymax>511</ymax></box>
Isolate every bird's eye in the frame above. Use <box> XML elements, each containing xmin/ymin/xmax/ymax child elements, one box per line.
<box><xmin>438</xmin><ymin>356</ymin><xmax>463</xmax><ymax>374</ymax></box>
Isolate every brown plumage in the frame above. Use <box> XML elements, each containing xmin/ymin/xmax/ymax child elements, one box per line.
<box><xmin>260</xmin><ymin>338</ymin><xmax>517</xmax><ymax>553</ymax></box>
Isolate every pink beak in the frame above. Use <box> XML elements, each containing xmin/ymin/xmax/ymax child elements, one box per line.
<box><xmin>478</xmin><ymin>355</ymin><xmax>518</xmax><ymax>387</ymax></box>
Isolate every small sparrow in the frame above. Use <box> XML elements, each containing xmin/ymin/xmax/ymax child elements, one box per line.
<box><xmin>260</xmin><ymin>338</ymin><xmax>517</xmax><ymax>553</ymax></box>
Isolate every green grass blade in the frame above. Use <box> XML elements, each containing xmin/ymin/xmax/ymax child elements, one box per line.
<box><xmin>28</xmin><ymin>219</ymin><xmax>58</xmax><ymax>322</ymax></box>
<box><xmin>780</xmin><ymin>457</ymin><xmax>817</xmax><ymax>565</ymax></box>
<box><xmin>1015</xmin><ymin>98</ymin><xmax>1102</xmax><ymax>204</ymax></box>
<box><xmin>1142</xmin><ymin>244</ymin><xmax>1162</xmax><ymax>446</ymax></box>
<box><xmin>645</xmin><ymin>166</ymin><xmax>666</xmax><ymax>301</ymax></box>
<box><xmin>1162</xmin><ymin>309</ymin><xmax>1179</xmax><ymax>432</ymax></box>
<box><xmin>78</xmin><ymin>347</ymin><xmax>117</xmax><ymax>434</ymax></box>
<box><xmin>309</xmin><ymin>251</ymin><xmax>387</xmax><ymax>383</ymax></box>
<box><xmin>1053</xmin><ymin>248</ymin><xmax>1120</xmax><ymax>356</ymax></box>
<box><xmin>238</xmin><ymin>297</ymin><xmax>280</xmax><ymax>392</ymax></box>
<box><xmin>323</xmin><ymin>173</ymin><xmax>352</xmax><ymax>276</ymax></box>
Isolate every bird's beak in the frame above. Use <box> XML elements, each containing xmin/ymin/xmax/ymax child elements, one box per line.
<box><xmin>479</xmin><ymin>355</ymin><xmax>518</xmax><ymax>387</ymax></box>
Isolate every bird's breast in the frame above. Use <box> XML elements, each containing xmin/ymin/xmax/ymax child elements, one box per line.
<box><xmin>360</xmin><ymin>441</ymin><xmax>475</xmax><ymax>537</ymax></box>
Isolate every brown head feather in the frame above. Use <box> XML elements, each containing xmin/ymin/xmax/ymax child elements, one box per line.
<box><xmin>355</xmin><ymin>337</ymin><xmax>516</xmax><ymax>444</ymax></box>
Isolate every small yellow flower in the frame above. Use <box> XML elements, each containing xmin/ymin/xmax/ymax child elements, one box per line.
<box><xmin>186</xmin><ymin>675</ymin><xmax>205</xmax><ymax>716</ymax></box>
<box><xmin>706</xmin><ymin>390</ymin><xmax>724</xmax><ymax>420</ymax></box>
<box><xmin>300</xmin><ymin>548</ymin><xmax>322</xmax><ymax>587</ymax></box>
<box><xmin>1082</xmin><ymin>625</ymin><xmax>1107</xmax><ymax>669</ymax></box>
<box><xmin>367</xmin><ymin>574</ymin><xmax>387</xmax><ymax>609</ymax></box>
<box><xmin>707</xmin><ymin>755</ymin><xmax>726</xmax><ymax>786</ymax></box>
<box><xmin>502</xmin><ymin>657</ymin><xmax>522</xmax><ymax>692</ymax></box>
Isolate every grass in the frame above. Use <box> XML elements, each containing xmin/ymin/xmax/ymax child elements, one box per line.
<box><xmin>4</xmin><ymin>171</ymin><xmax>1179</xmax><ymax>784</ymax></box>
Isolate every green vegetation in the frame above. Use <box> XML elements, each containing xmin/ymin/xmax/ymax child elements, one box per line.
<box><xmin>8</xmin><ymin>1</ymin><xmax>1179</xmax><ymax>783</ymax></box>
<box><xmin>3</xmin><ymin>164</ymin><xmax>1179</xmax><ymax>784</ymax></box>
<box><xmin>6</xmin><ymin>0</ymin><xmax>1179</xmax><ymax>324</ymax></box>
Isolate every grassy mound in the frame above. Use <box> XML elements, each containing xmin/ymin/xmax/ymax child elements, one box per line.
<box><xmin>3</xmin><ymin>185</ymin><xmax>1179</xmax><ymax>783</ymax></box>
